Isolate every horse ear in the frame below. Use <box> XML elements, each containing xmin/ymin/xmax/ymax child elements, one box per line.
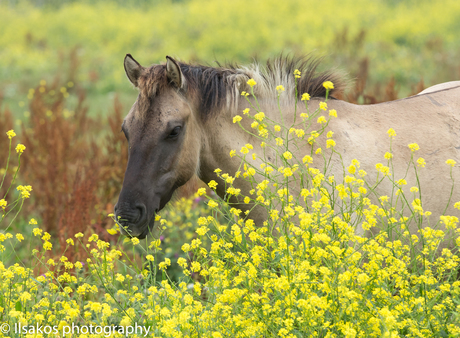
<box><xmin>166</xmin><ymin>56</ymin><xmax>184</xmax><ymax>89</ymax></box>
<box><xmin>124</xmin><ymin>54</ymin><xmax>143</xmax><ymax>87</ymax></box>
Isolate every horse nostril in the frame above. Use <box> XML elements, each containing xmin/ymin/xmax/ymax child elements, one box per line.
<box><xmin>135</xmin><ymin>203</ymin><xmax>147</xmax><ymax>224</ymax></box>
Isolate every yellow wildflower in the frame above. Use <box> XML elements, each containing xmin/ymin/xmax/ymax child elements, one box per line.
<box><xmin>254</xmin><ymin>112</ymin><xmax>265</xmax><ymax>121</ymax></box>
<box><xmin>326</xmin><ymin>139</ymin><xmax>336</xmax><ymax>148</ymax></box>
<box><xmin>247</xmin><ymin>79</ymin><xmax>257</xmax><ymax>87</ymax></box>
<box><xmin>417</xmin><ymin>157</ymin><xmax>426</xmax><ymax>167</ymax></box>
<box><xmin>408</xmin><ymin>143</ymin><xmax>420</xmax><ymax>152</ymax></box>
<box><xmin>6</xmin><ymin>130</ymin><xmax>16</xmax><ymax>139</ymax></box>
<box><xmin>208</xmin><ymin>200</ymin><xmax>218</xmax><ymax>208</ymax></box>
<box><xmin>15</xmin><ymin>144</ymin><xmax>26</xmax><ymax>153</ymax></box>
<box><xmin>233</xmin><ymin>115</ymin><xmax>242</xmax><ymax>123</ymax></box>
<box><xmin>283</xmin><ymin>151</ymin><xmax>293</xmax><ymax>160</ymax></box>
<box><xmin>317</xmin><ymin>116</ymin><xmax>327</xmax><ymax>124</ymax></box>
<box><xmin>387</xmin><ymin>128</ymin><xmax>396</xmax><ymax>138</ymax></box>
<box><xmin>446</xmin><ymin>159</ymin><xmax>456</xmax><ymax>167</ymax></box>
<box><xmin>301</xmin><ymin>93</ymin><xmax>310</xmax><ymax>101</ymax></box>
<box><xmin>323</xmin><ymin>81</ymin><xmax>334</xmax><ymax>90</ymax></box>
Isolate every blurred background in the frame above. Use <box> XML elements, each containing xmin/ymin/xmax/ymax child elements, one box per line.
<box><xmin>0</xmin><ymin>0</ymin><xmax>459</xmax><ymax>266</ymax></box>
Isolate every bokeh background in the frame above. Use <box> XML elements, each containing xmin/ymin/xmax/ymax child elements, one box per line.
<box><xmin>1</xmin><ymin>0</ymin><xmax>460</xmax><ymax>262</ymax></box>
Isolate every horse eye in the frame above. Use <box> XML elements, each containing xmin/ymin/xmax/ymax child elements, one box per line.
<box><xmin>168</xmin><ymin>126</ymin><xmax>181</xmax><ymax>138</ymax></box>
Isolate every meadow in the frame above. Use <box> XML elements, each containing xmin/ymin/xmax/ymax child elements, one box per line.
<box><xmin>1</xmin><ymin>0</ymin><xmax>460</xmax><ymax>337</ymax></box>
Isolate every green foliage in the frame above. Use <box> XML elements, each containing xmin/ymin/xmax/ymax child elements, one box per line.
<box><xmin>1</xmin><ymin>0</ymin><xmax>460</xmax><ymax>111</ymax></box>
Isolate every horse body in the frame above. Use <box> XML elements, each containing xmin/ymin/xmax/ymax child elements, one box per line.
<box><xmin>115</xmin><ymin>54</ymin><xmax>460</xmax><ymax>240</ymax></box>
<box><xmin>199</xmin><ymin>88</ymin><xmax>460</xmax><ymax>235</ymax></box>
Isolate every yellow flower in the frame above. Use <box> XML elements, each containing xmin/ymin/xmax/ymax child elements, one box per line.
<box><xmin>229</xmin><ymin>150</ymin><xmax>236</xmax><ymax>158</ymax></box>
<box><xmin>417</xmin><ymin>157</ymin><xmax>426</xmax><ymax>167</ymax></box>
<box><xmin>329</xmin><ymin>109</ymin><xmax>337</xmax><ymax>118</ymax></box>
<box><xmin>274</xmin><ymin>125</ymin><xmax>281</xmax><ymax>132</ymax></box>
<box><xmin>75</xmin><ymin>232</ymin><xmax>84</xmax><ymax>238</ymax></box>
<box><xmin>107</xmin><ymin>228</ymin><xmax>118</xmax><ymax>235</ymax></box>
<box><xmin>247</xmin><ymin>79</ymin><xmax>257</xmax><ymax>87</ymax></box>
<box><xmin>241</xmin><ymin>91</ymin><xmax>249</xmax><ymax>97</ymax></box>
<box><xmin>387</xmin><ymin>128</ymin><xmax>396</xmax><ymax>138</ymax></box>
<box><xmin>146</xmin><ymin>255</ymin><xmax>154</xmax><ymax>262</ymax></box>
<box><xmin>302</xmin><ymin>155</ymin><xmax>313</xmax><ymax>164</ymax></box>
<box><xmin>408</xmin><ymin>143</ymin><xmax>420</xmax><ymax>152</ymax></box>
<box><xmin>43</xmin><ymin>241</ymin><xmax>52</xmax><ymax>250</ymax></box>
<box><xmin>326</xmin><ymin>139</ymin><xmax>336</xmax><ymax>148</ymax></box>
<box><xmin>233</xmin><ymin>115</ymin><xmax>242</xmax><ymax>123</ymax></box>
<box><xmin>243</xmin><ymin>108</ymin><xmax>250</xmax><ymax>115</ymax></box>
<box><xmin>208</xmin><ymin>200</ymin><xmax>218</xmax><ymax>208</ymax></box>
<box><xmin>246</xmin><ymin>168</ymin><xmax>256</xmax><ymax>176</ymax></box>
<box><xmin>275</xmin><ymin>137</ymin><xmax>284</xmax><ymax>146</ymax></box>
<box><xmin>319</xmin><ymin>102</ymin><xmax>327</xmax><ymax>110</ymax></box>
<box><xmin>208</xmin><ymin>180</ymin><xmax>218</xmax><ymax>189</ymax></box>
<box><xmin>283</xmin><ymin>151</ymin><xmax>293</xmax><ymax>160</ymax></box>
<box><xmin>66</xmin><ymin>238</ymin><xmax>74</xmax><ymax>246</ymax></box>
<box><xmin>295</xmin><ymin>129</ymin><xmax>305</xmax><ymax>138</ymax></box>
<box><xmin>254</xmin><ymin>112</ymin><xmax>265</xmax><ymax>121</ymax></box>
<box><xmin>6</xmin><ymin>130</ymin><xmax>16</xmax><ymax>139</ymax></box>
<box><xmin>17</xmin><ymin>185</ymin><xmax>32</xmax><ymax>199</ymax></box>
<box><xmin>384</xmin><ymin>152</ymin><xmax>393</xmax><ymax>159</ymax></box>
<box><xmin>294</xmin><ymin>69</ymin><xmax>301</xmax><ymax>78</ymax></box>
<box><xmin>301</xmin><ymin>93</ymin><xmax>310</xmax><ymax>101</ymax></box>
<box><xmin>131</xmin><ymin>238</ymin><xmax>140</xmax><ymax>245</ymax></box>
<box><xmin>323</xmin><ymin>81</ymin><xmax>334</xmax><ymax>90</ymax></box>
<box><xmin>196</xmin><ymin>188</ymin><xmax>206</xmax><ymax>196</ymax></box>
<box><xmin>397</xmin><ymin>179</ymin><xmax>407</xmax><ymax>186</ymax></box>
<box><xmin>446</xmin><ymin>159</ymin><xmax>456</xmax><ymax>167</ymax></box>
<box><xmin>16</xmin><ymin>233</ymin><xmax>24</xmax><ymax>242</ymax></box>
<box><xmin>158</xmin><ymin>258</ymin><xmax>171</xmax><ymax>270</ymax></box>
<box><xmin>276</xmin><ymin>85</ymin><xmax>285</xmax><ymax>93</ymax></box>
<box><xmin>348</xmin><ymin>164</ymin><xmax>356</xmax><ymax>175</ymax></box>
<box><xmin>116</xmin><ymin>273</ymin><xmax>125</xmax><ymax>282</ymax></box>
<box><xmin>317</xmin><ymin>116</ymin><xmax>327</xmax><ymax>124</ymax></box>
<box><xmin>0</xmin><ymin>199</ymin><xmax>6</xmax><ymax>209</ymax></box>
<box><xmin>15</xmin><ymin>144</ymin><xmax>26</xmax><ymax>153</ymax></box>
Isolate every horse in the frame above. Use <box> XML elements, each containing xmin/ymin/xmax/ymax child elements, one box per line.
<box><xmin>114</xmin><ymin>54</ymin><xmax>460</xmax><ymax>241</ymax></box>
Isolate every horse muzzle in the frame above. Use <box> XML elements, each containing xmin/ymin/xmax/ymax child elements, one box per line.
<box><xmin>114</xmin><ymin>202</ymin><xmax>151</xmax><ymax>238</ymax></box>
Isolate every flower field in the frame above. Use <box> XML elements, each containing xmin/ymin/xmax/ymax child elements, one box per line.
<box><xmin>1</xmin><ymin>0</ymin><xmax>460</xmax><ymax>337</ymax></box>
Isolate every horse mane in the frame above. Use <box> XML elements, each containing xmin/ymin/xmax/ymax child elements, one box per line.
<box><xmin>137</xmin><ymin>54</ymin><xmax>346</xmax><ymax>120</ymax></box>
